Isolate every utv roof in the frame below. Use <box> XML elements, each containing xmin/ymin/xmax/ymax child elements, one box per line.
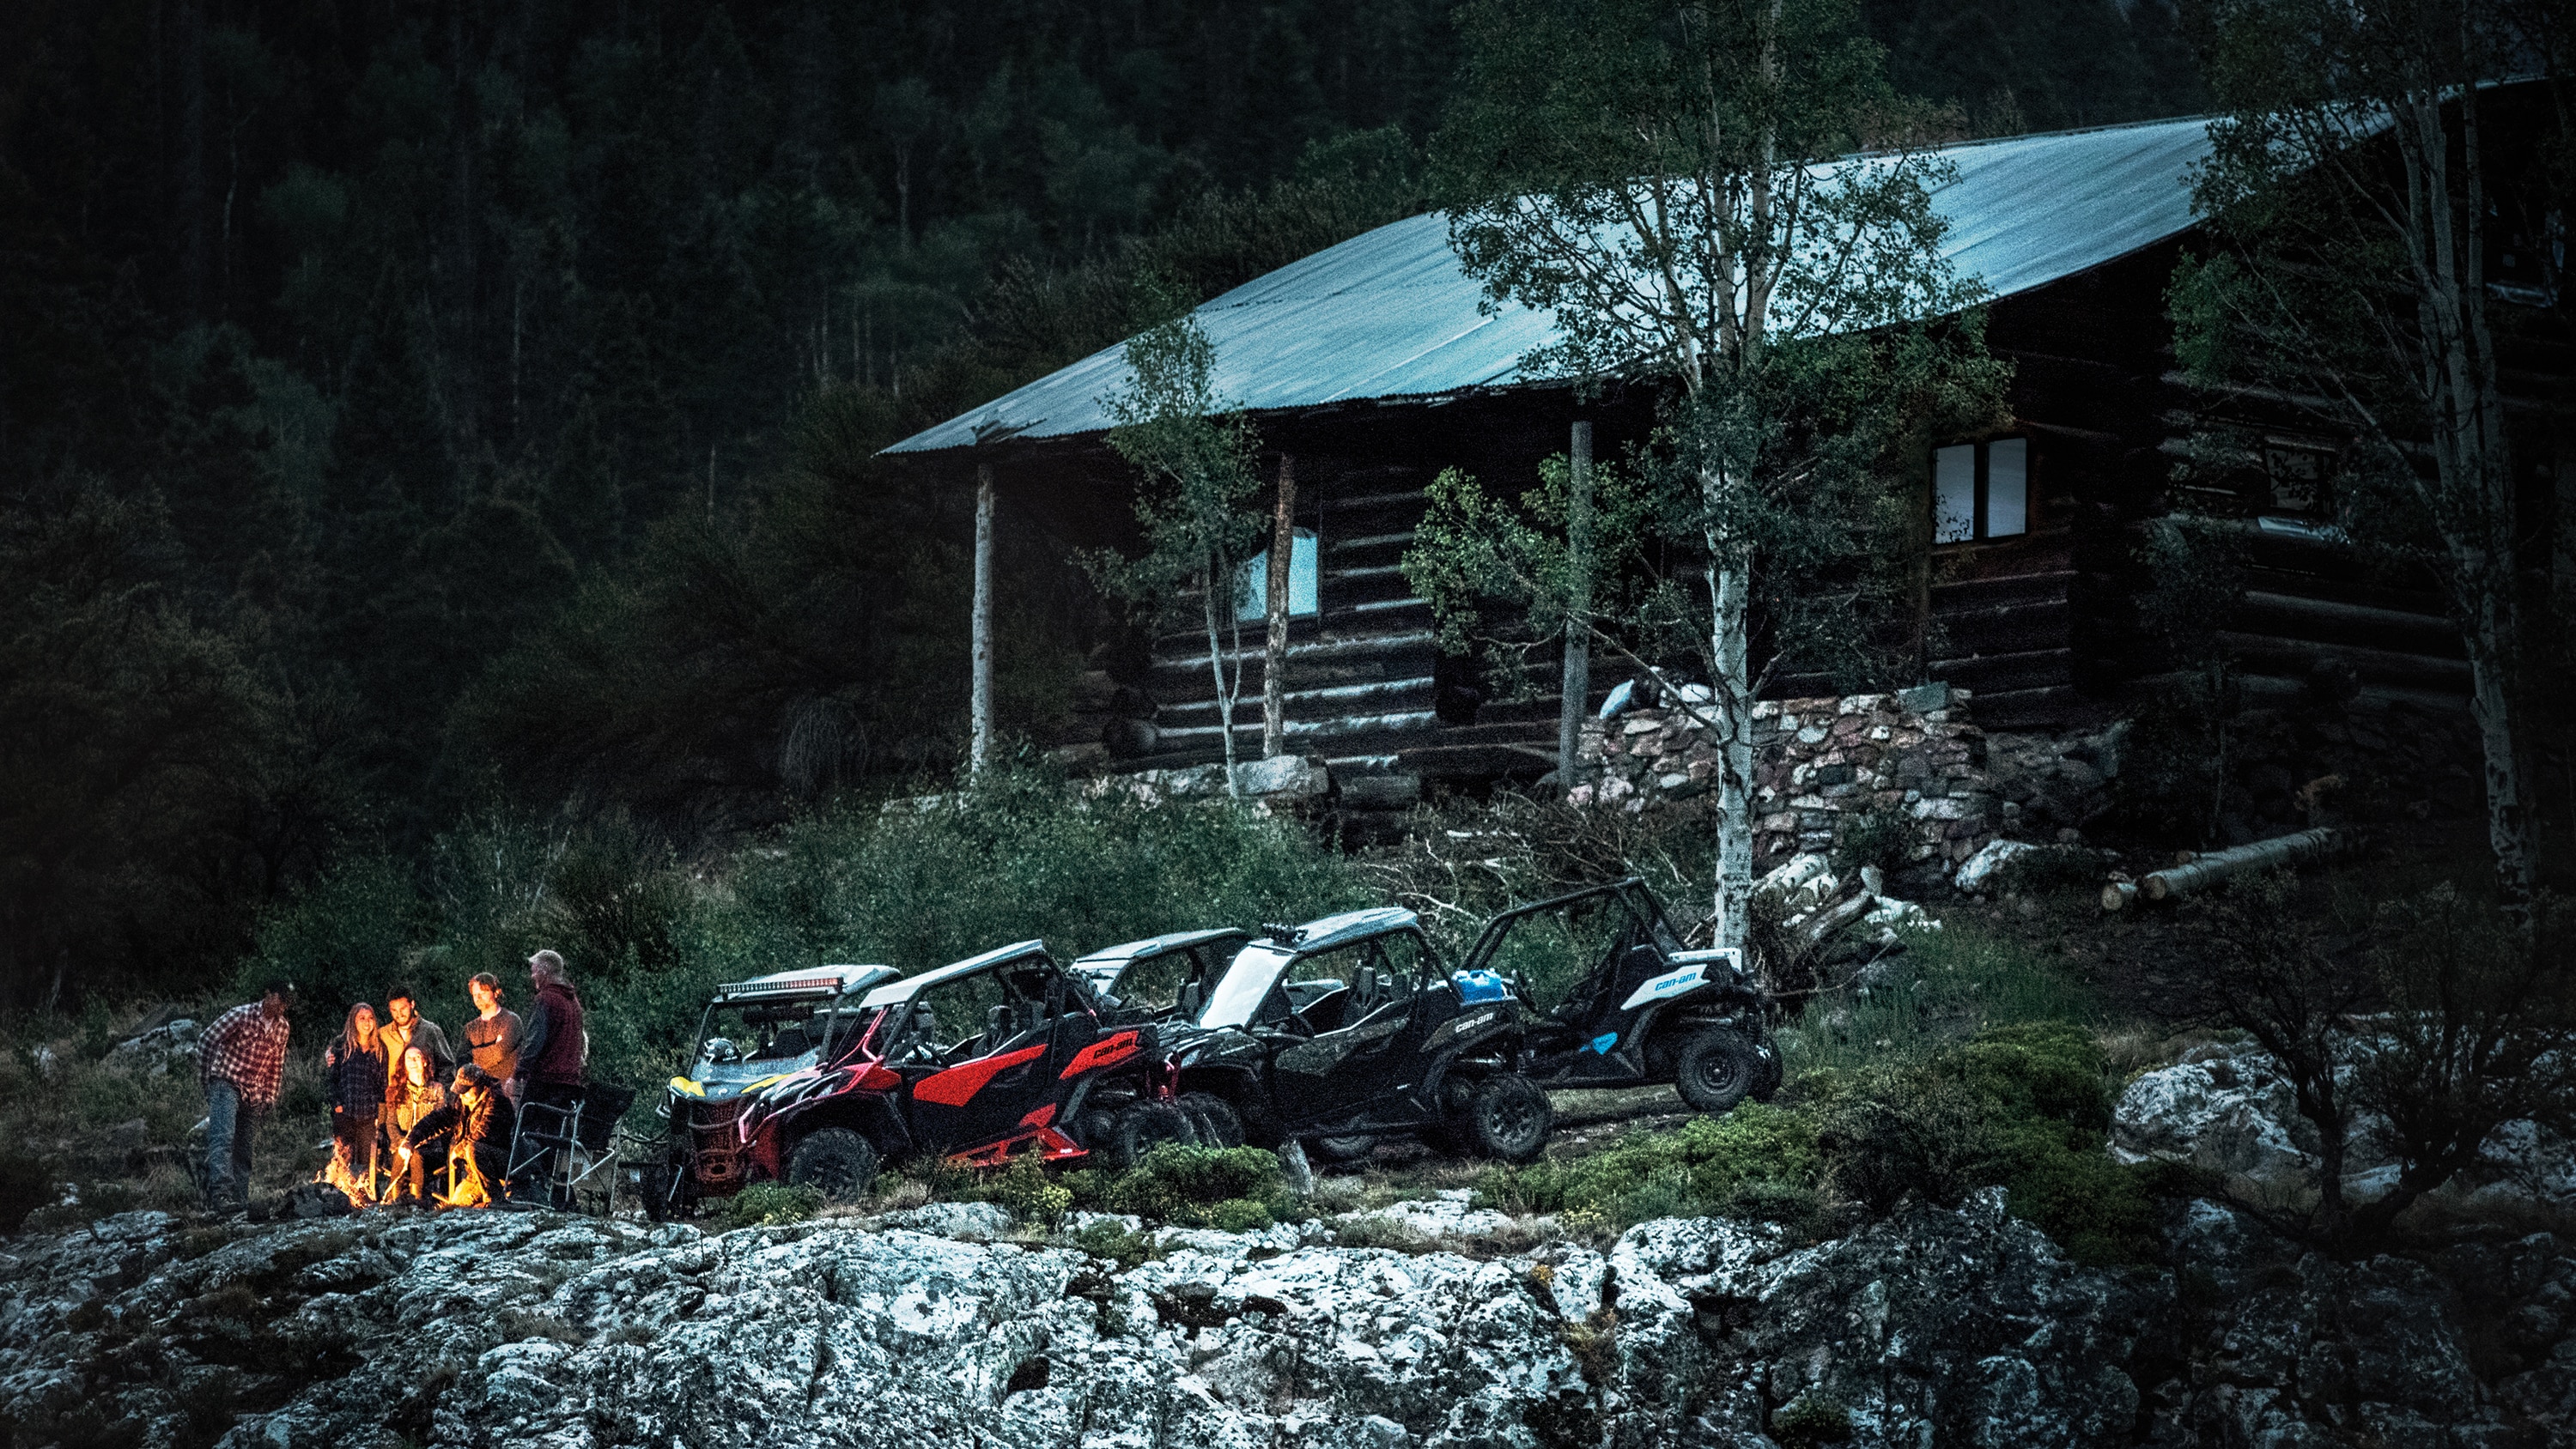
<box><xmin>1072</xmin><ymin>928</ymin><xmax>1254</xmax><ymax>968</ymax></box>
<box><xmin>858</xmin><ymin>940</ymin><xmax>1054</xmax><ymax>1009</ymax></box>
<box><xmin>710</xmin><ymin>964</ymin><xmax>899</xmax><ymax>1004</ymax></box>
<box><xmin>1264</xmin><ymin>906</ymin><xmax>1418</xmax><ymax>956</ymax></box>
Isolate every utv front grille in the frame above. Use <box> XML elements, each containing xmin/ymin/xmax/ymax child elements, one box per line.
<box><xmin>685</xmin><ymin>1099</ymin><xmax>751</xmax><ymax>1186</ymax></box>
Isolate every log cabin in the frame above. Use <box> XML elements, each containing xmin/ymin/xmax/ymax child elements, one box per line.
<box><xmin>884</xmin><ymin>94</ymin><xmax>2566</xmax><ymax>809</ymax></box>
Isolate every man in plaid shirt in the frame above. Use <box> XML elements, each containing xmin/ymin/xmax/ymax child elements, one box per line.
<box><xmin>198</xmin><ymin>980</ymin><xmax>295</xmax><ymax>1211</ymax></box>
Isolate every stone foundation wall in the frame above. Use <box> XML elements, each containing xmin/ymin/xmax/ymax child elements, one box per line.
<box><xmin>1570</xmin><ymin>685</ymin><xmax>2001</xmax><ymax>870</ymax></box>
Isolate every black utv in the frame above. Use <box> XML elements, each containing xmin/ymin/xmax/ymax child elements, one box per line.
<box><xmin>1464</xmin><ymin>878</ymin><xmax>1782</xmax><ymax>1113</ymax></box>
<box><xmin>1069</xmin><ymin>928</ymin><xmax>1253</xmax><ymax>1026</ymax></box>
<box><xmin>1162</xmin><ymin>907</ymin><xmax>1554</xmax><ymax>1163</ymax></box>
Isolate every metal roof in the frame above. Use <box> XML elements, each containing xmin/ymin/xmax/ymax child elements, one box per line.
<box><xmin>885</xmin><ymin>114</ymin><xmax>2215</xmax><ymax>456</ymax></box>
<box><xmin>858</xmin><ymin>939</ymin><xmax>1054</xmax><ymax>1009</ymax></box>
<box><xmin>1071</xmin><ymin>927</ymin><xmax>1254</xmax><ymax>969</ymax></box>
<box><xmin>1269</xmin><ymin>906</ymin><xmax>1419</xmax><ymax>955</ymax></box>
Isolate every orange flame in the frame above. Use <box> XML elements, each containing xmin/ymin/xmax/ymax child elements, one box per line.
<box><xmin>431</xmin><ymin>1144</ymin><xmax>498</xmax><ymax>1209</ymax></box>
<box><xmin>313</xmin><ymin>1142</ymin><xmax>380</xmax><ymax>1208</ymax></box>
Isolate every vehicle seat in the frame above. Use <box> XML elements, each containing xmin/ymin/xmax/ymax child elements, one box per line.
<box><xmin>1297</xmin><ymin>986</ymin><xmax>1350</xmax><ymax>1034</ymax></box>
<box><xmin>1614</xmin><ymin>943</ymin><xmax>1665</xmax><ymax>997</ymax></box>
<box><xmin>980</xmin><ymin>1004</ymin><xmax>1017</xmax><ymax>1055</ymax></box>
<box><xmin>766</xmin><ymin>1025</ymin><xmax>811</xmax><ymax>1058</ymax></box>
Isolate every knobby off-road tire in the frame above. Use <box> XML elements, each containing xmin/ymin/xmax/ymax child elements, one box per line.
<box><xmin>1100</xmin><ymin>1103</ymin><xmax>1197</xmax><ymax>1169</ymax></box>
<box><xmin>1310</xmin><ymin>1134</ymin><xmax>1375</xmax><ymax>1163</ymax></box>
<box><xmin>1676</xmin><ymin>1029</ymin><xmax>1761</xmax><ymax>1115</ymax></box>
<box><xmin>1178</xmin><ymin>1092</ymin><xmax>1246</xmax><ymax>1149</ymax></box>
<box><xmin>1465</xmin><ymin>1074</ymin><xmax>1552</xmax><ymax>1162</ymax></box>
<box><xmin>786</xmin><ymin>1127</ymin><xmax>880</xmax><ymax>1202</ymax></box>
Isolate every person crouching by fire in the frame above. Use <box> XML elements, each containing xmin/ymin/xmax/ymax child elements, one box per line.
<box><xmin>401</xmin><ymin>1064</ymin><xmax>516</xmax><ymax>1206</ymax></box>
<box><xmin>383</xmin><ymin>1046</ymin><xmax>453</xmax><ymax>1205</ymax></box>
<box><xmin>322</xmin><ymin>1003</ymin><xmax>388</xmax><ymax>1199</ymax></box>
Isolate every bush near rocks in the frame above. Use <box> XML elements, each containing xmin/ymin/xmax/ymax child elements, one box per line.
<box><xmin>1479</xmin><ymin>1103</ymin><xmax>1822</xmax><ymax>1233</ymax></box>
<box><xmin>722</xmin><ymin>1181</ymin><xmax>823</xmax><ymax>1229</ymax></box>
<box><xmin>1485</xmin><ymin>1023</ymin><xmax>2165</xmax><ymax>1263</ymax></box>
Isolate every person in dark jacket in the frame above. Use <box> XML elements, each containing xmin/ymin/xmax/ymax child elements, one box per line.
<box><xmin>322</xmin><ymin>1003</ymin><xmax>386</xmax><ymax>1194</ymax></box>
<box><xmin>403</xmin><ymin>1064</ymin><xmax>516</xmax><ymax>1206</ymax></box>
<box><xmin>512</xmin><ymin>949</ymin><xmax>586</xmax><ymax>1204</ymax></box>
<box><xmin>460</xmin><ymin>972</ymin><xmax>523</xmax><ymax>1100</ymax></box>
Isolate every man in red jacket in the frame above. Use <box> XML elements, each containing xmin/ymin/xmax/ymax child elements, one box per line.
<box><xmin>510</xmin><ymin>949</ymin><xmax>586</xmax><ymax>1206</ymax></box>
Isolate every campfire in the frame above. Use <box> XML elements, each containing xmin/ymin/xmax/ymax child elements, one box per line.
<box><xmin>314</xmin><ymin>1142</ymin><xmax>382</xmax><ymax>1209</ymax></box>
<box><xmin>433</xmin><ymin>1144</ymin><xmax>500</xmax><ymax>1209</ymax></box>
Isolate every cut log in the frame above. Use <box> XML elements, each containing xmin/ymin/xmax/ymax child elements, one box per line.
<box><xmin>1794</xmin><ymin>891</ymin><xmax>1877</xmax><ymax>952</ymax></box>
<box><xmin>2141</xmin><ymin>828</ymin><xmax>2342</xmax><ymax>903</ymax></box>
<box><xmin>2100</xmin><ymin>880</ymin><xmax>2138</xmax><ymax>912</ymax></box>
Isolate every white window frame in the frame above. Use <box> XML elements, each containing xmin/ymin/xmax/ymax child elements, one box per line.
<box><xmin>1932</xmin><ymin>436</ymin><xmax>2030</xmax><ymax>545</ymax></box>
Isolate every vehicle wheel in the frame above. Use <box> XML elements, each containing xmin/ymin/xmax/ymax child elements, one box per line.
<box><xmin>1077</xmin><ymin>1109</ymin><xmax>1120</xmax><ymax>1153</ymax></box>
<box><xmin>1751</xmin><ymin>1033</ymin><xmax>1784</xmax><ymax>1102</ymax></box>
<box><xmin>1675</xmin><ymin>1030</ymin><xmax>1760</xmax><ymax>1115</ymax></box>
<box><xmin>1310</xmin><ymin>1134</ymin><xmax>1375</xmax><ymax>1163</ymax></box>
<box><xmin>1100</xmin><ymin>1103</ymin><xmax>1198</xmax><ymax>1170</ymax></box>
<box><xmin>1461</xmin><ymin>1074</ymin><xmax>1552</xmax><ymax>1162</ymax></box>
<box><xmin>786</xmin><ymin>1127</ymin><xmax>879</xmax><ymax>1202</ymax></box>
<box><xmin>1179</xmin><ymin>1092</ymin><xmax>1245</xmax><ymax>1149</ymax></box>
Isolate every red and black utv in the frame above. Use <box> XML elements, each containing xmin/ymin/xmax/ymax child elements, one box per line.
<box><xmin>648</xmin><ymin>943</ymin><xmax>1190</xmax><ymax>1217</ymax></box>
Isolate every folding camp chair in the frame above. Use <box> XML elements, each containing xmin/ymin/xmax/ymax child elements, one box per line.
<box><xmin>506</xmin><ymin>1083</ymin><xmax>636</xmax><ymax>1215</ymax></box>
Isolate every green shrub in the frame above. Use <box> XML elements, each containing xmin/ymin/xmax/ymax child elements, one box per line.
<box><xmin>1803</xmin><ymin>1023</ymin><xmax>2158</xmax><ymax>1263</ymax></box>
<box><xmin>1957</xmin><ymin>1021</ymin><xmax>2110</xmax><ymax>1131</ymax></box>
<box><xmin>722</xmin><ymin>1182</ymin><xmax>823</xmax><ymax>1229</ymax></box>
<box><xmin>994</xmin><ymin>1154</ymin><xmax>1073</xmax><ymax>1226</ymax></box>
<box><xmin>1808</xmin><ymin>1067</ymin><xmax>1993</xmax><ymax>1215</ymax></box>
<box><xmin>1772</xmin><ymin>1395</ymin><xmax>1854</xmax><ymax>1446</ymax></box>
<box><xmin>1070</xmin><ymin>1217</ymin><xmax>1157</xmax><ymax>1270</ymax></box>
<box><xmin>1103</xmin><ymin>1145</ymin><xmax>1290</xmax><ymax>1226</ymax></box>
<box><xmin>1479</xmin><ymin>1104</ymin><xmax>1820</xmax><ymax>1230</ymax></box>
<box><xmin>1207</xmin><ymin>1197</ymin><xmax>1275</xmax><ymax>1233</ymax></box>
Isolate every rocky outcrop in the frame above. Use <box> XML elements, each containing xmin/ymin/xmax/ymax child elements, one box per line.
<box><xmin>3</xmin><ymin>1189</ymin><xmax>2568</xmax><ymax>1447</ymax></box>
<box><xmin>2112</xmin><ymin>1040</ymin><xmax>2576</xmax><ymax>1214</ymax></box>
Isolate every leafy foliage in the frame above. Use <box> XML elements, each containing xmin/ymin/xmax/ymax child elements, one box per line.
<box><xmin>1413</xmin><ymin>0</ymin><xmax>2012</xmax><ymax>946</ymax></box>
<box><xmin>721</xmin><ymin>1182</ymin><xmax>823</xmax><ymax>1230</ymax></box>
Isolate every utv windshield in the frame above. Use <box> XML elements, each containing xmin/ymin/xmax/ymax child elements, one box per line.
<box><xmin>1197</xmin><ymin>930</ymin><xmax>1431</xmax><ymax>1031</ymax></box>
<box><xmin>690</xmin><ymin>997</ymin><xmax>848</xmax><ymax>1085</ymax></box>
<box><xmin>1198</xmin><ymin>944</ymin><xmax>1296</xmax><ymax>1029</ymax></box>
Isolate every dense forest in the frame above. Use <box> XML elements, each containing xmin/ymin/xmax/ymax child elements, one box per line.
<box><xmin>0</xmin><ymin>0</ymin><xmax>2208</xmax><ymax>1010</ymax></box>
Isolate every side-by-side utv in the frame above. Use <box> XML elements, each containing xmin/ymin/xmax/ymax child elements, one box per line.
<box><xmin>1161</xmin><ymin>907</ymin><xmax>1554</xmax><ymax>1163</ymax></box>
<box><xmin>1464</xmin><ymin>878</ymin><xmax>1782</xmax><ymax>1113</ymax></box>
<box><xmin>1069</xmin><ymin>928</ymin><xmax>1252</xmax><ymax>1025</ymax></box>
<box><xmin>649</xmin><ymin>943</ymin><xmax>1189</xmax><ymax>1217</ymax></box>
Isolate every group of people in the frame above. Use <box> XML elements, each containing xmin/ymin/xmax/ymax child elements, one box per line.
<box><xmin>194</xmin><ymin>949</ymin><xmax>588</xmax><ymax>1213</ymax></box>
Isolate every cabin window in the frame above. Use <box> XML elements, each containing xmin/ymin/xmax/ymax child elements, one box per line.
<box><xmin>1236</xmin><ymin>529</ymin><xmax>1319</xmax><ymax>622</ymax></box>
<box><xmin>2262</xmin><ymin>441</ymin><xmax>2334</xmax><ymax>516</ymax></box>
<box><xmin>1933</xmin><ymin>437</ymin><xmax>2029</xmax><ymax>544</ymax></box>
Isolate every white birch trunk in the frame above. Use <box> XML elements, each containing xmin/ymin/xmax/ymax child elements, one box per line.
<box><xmin>1206</xmin><ymin>555</ymin><xmax>1241</xmax><ymax>797</ymax></box>
<box><xmin>969</xmin><ymin>464</ymin><xmax>994</xmax><ymax>779</ymax></box>
<box><xmin>1559</xmin><ymin>421</ymin><xmax>1594</xmax><ymax>780</ymax></box>
<box><xmin>1263</xmin><ymin>456</ymin><xmax>1297</xmax><ymax>759</ymax></box>
<box><xmin>1705</xmin><ymin>457</ymin><xmax>1754</xmax><ymax>949</ymax></box>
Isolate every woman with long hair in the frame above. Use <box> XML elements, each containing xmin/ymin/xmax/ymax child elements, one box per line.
<box><xmin>385</xmin><ymin>1045</ymin><xmax>453</xmax><ymax>1203</ymax></box>
<box><xmin>324</xmin><ymin>1003</ymin><xmax>387</xmax><ymax>1196</ymax></box>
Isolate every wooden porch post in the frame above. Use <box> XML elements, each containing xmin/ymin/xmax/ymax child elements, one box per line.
<box><xmin>1558</xmin><ymin>421</ymin><xmax>1594</xmax><ymax>781</ymax></box>
<box><xmin>970</xmin><ymin>461</ymin><xmax>995</xmax><ymax>778</ymax></box>
<box><xmin>1262</xmin><ymin>454</ymin><xmax>1297</xmax><ymax>758</ymax></box>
